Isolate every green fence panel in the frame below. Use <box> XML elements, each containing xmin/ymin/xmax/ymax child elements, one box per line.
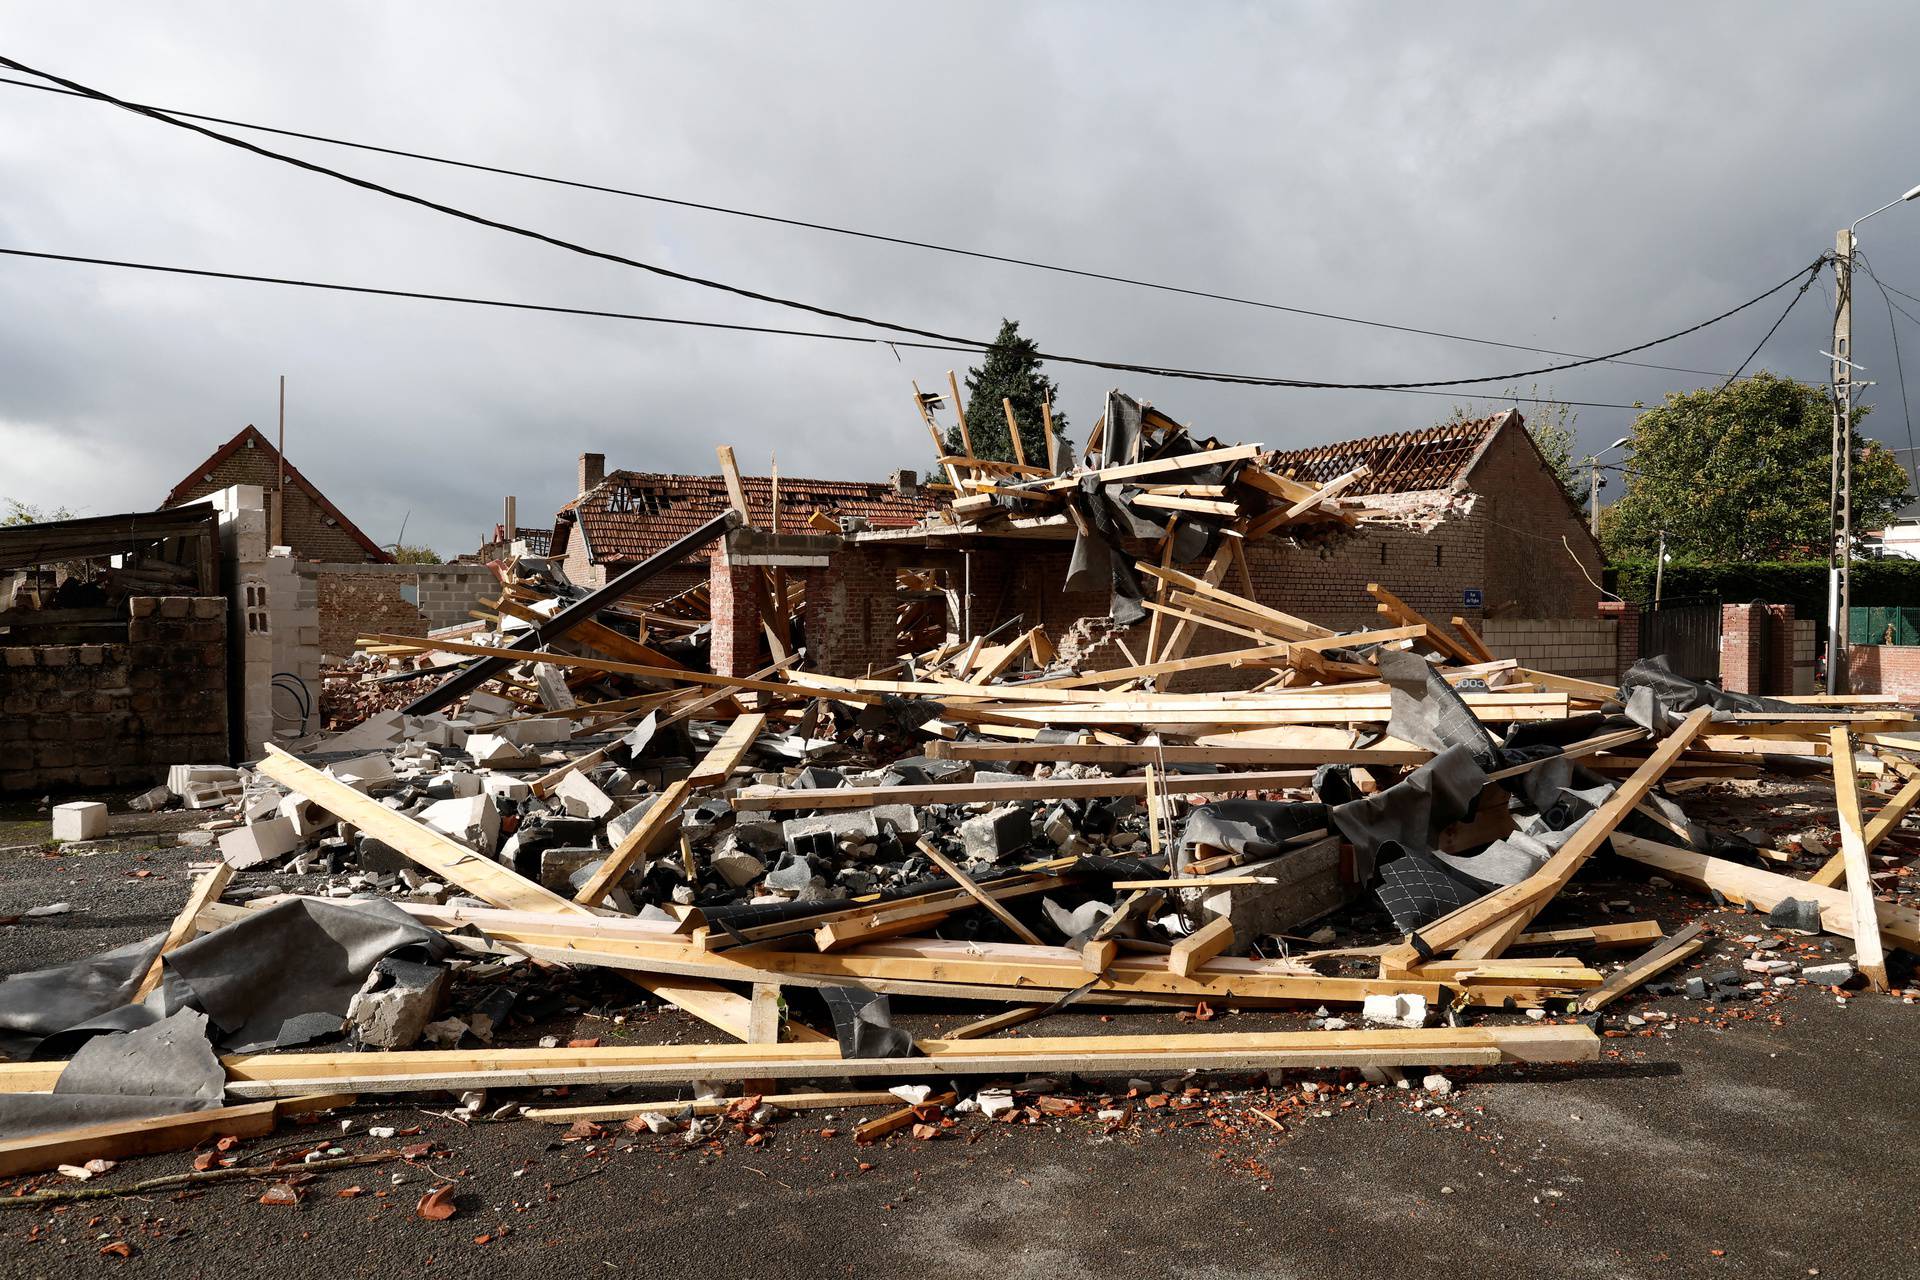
<box><xmin>1849</xmin><ymin>606</ymin><xmax>1920</xmax><ymax>646</ymax></box>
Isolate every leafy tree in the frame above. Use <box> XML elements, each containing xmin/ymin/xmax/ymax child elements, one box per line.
<box><xmin>1</xmin><ymin>498</ymin><xmax>77</xmax><ymax>526</ymax></box>
<box><xmin>1447</xmin><ymin>386</ymin><xmax>1580</xmax><ymax>503</ymax></box>
<box><xmin>1597</xmin><ymin>372</ymin><xmax>1909</xmax><ymax>562</ymax></box>
<box><xmin>945</xmin><ymin>320</ymin><xmax>1071</xmax><ymax>468</ymax></box>
<box><xmin>391</xmin><ymin>544</ymin><xmax>442</xmax><ymax>565</ymax></box>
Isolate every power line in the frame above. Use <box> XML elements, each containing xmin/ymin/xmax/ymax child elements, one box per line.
<box><xmin>0</xmin><ymin>245</ymin><xmax>1657</xmax><ymax>412</ymax></box>
<box><xmin>0</xmin><ymin>54</ymin><xmax>1825</xmax><ymax>394</ymax></box>
<box><xmin>1855</xmin><ymin>252</ymin><xmax>1919</xmax><ymax>491</ymax></box>
<box><xmin>1717</xmin><ymin>260</ymin><xmax>1824</xmax><ymax>388</ymax></box>
<box><xmin>0</xmin><ymin>71</ymin><xmax>1741</xmax><ymax>380</ymax></box>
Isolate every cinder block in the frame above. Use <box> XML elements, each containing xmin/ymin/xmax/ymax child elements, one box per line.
<box><xmin>220</xmin><ymin>814</ymin><xmax>299</xmax><ymax>868</ymax></box>
<box><xmin>51</xmin><ymin>801</ymin><xmax>108</xmax><ymax>841</ymax></box>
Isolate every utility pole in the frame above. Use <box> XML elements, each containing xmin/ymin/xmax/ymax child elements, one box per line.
<box><xmin>1589</xmin><ymin>460</ymin><xmax>1602</xmax><ymax>540</ymax></box>
<box><xmin>273</xmin><ymin>374</ymin><xmax>287</xmax><ymax>549</ymax></box>
<box><xmin>1827</xmin><ymin>232</ymin><xmax>1853</xmax><ymax>694</ymax></box>
<box><xmin>1654</xmin><ymin>529</ymin><xmax>1667</xmax><ymax>608</ymax></box>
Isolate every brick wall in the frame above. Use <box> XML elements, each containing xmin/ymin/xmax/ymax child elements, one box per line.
<box><xmin>1847</xmin><ymin>645</ymin><xmax>1920</xmax><ymax>700</ymax></box>
<box><xmin>313</xmin><ymin>572</ymin><xmax>427</xmax><ymax>660</ymax></box>
<box><xmin>1595</xmin><ymin>600</ymin><xmax>1640</xmax><ymax>680</ymax></box>
<box><xmin>711</xmin><ymin>547</ymin><xmax>770</xmax><ymax>678</ymax></box>
<box><xmin>1480</xmin><ymin>618</ymin><xmax>1619</xmax><ymax>680</ymax></box>
<box><xmin>1720</xmin><ymin>603</ymin><xmax>1798</xmax><ymax>696</ymax></box>
<box><xmin>170</xmin><ymin>438</ymin><xmax>382</xmax><ymax>564</ymax></box>
<box><xmin>0</xmin><ymin>597</ymin><xmax>228</xmax><ymax>795</ymax></box>
<box><xmin>796</xmin><ymin>544</ymin><xmax>900</xmax><ymax>678</ymax></box>
<box><xmin>1470</xmin><ymin>422</ymin><xmax>1605</xmax><ymax>618</ymax></box>
<box><xmin>289</xmin><ymin>563</ymin><xmax>496</xmax><ymax>659</ymax></box>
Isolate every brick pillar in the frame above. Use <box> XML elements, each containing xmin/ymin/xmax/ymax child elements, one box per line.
<box><xmin>1762</xmin><ymin>604</ymin><xmax>1794</xmax><ymax>695</ymax></box>
<box><xmin>708</xmin><ymin>547</ymin><xmax>767</xmax><ymax>679</ymax></box>
<box><xmin>1719</xmin><ymin>603</ymin><xmax>1763</xmax><ymax>693</ymax></box>
<box><xmin>1596</xmin><ymin>599</ymin><xmax>1639</xmax><ymax>682</ymax></box>
<box><xmin>805</xmin><ymin>545</ymin><xmax>898</xmax><ymax>677</ymax></box>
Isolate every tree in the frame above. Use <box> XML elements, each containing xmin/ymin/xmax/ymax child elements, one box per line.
<box><xmin>1597</xmin><ymin>372</ymin><xmax>1910</xmax><ymax>562</ymax></box>
<box><xmin>1</xmin><ymin>499</ymin><xmax>77</xmax><ymax>526</ymax></box>
<box><xmin>391</xmin><ymin>544</ymin><xmax>442</xmax><ymax>565</ymax></box>
<box><xmin>945</xmin><ymin>320</ymin><xmax>1071</xmax><ymax>468</ymax></box>
<box><xmin>1446</xmin><ymin>386</ymin><xmax>1580</xmax><ymax>503</ymax></box>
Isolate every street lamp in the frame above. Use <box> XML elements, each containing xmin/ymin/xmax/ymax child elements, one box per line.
<box><xmin>1827</xmin><ymin>182</ymin><xmax>1920</xmax><ymax>693</ymax></box>
<box><xmin>1584</xmin><ymin>435</ymin><xmax>1633</xmax><ymax>541</ymax></box>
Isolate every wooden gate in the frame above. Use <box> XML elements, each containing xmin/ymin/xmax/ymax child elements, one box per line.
<box><xmin>1640</xmin><ymin>598</ymin><xmax>1722</xmax><ymax>682</ymax></box>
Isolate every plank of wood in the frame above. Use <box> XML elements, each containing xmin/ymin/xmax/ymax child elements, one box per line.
<box><xmin>131</xmin><ymin>863</ymin><xmax>234</xmax><ymax>1001</ymax></box>
<box><xmin>524</xmin><ymin>1091</ymin><xmax>902</xmax><ymax>1123</ymax></box>
<box><xmin>715</xmin><ymin>444</ymin><xmax>751</xmax><ymax>519</ymax></box>
<box><xmin>194</xmin><ymin>1025</ymin><xmax>1596</xmax><ymax>1096</ymax></box>
<box><xmin>1383</xmin><ymin>707</ymin><xmax>1712</xmax><ymax>968</ymax></box>
<box><xmin>914</xmin><ymin>839</ymin><xmax>1047</xmax><ymax>945</ymax></box>
<box><xmin>944</xmin><ymin>1005</ymin><xmax>1050</xmax><ymax>1040</ymax></box>
<box><xmin>1574</xmin><ymin>924</ymin><xmax>1709</xmax><ymax>1013</ymax></box>
<box><xmin>1283</xmin><ymin>465</ymin><xmax>1368</xmax><ymax>518</ymax></box>
<box><xmin>854</xmin><ymin>1089</ymin><xmax>959</xmax><ymax>1143</ymax></box>
<box><xmin>1169</xmin><ymin>915</ymin><xmax>1234</xmax><ymax>978</ymax></box>
<box><xmin>926</xmin><ymin>741</ymin><xmax>1434</xmax><ymax>767</ymax></box>
<box><xmin>1449</xmin><ymin>616</ymin><xmax>1499</xmax><ymax>664</ymax></box>
<box><xmin>1367</xmin><ymin>582</ymin><xmax>1476</xmax><ymax>664</ymax></box>
<box><xmin>1514</xmin><ymin>920</ymin><xmax>1666</xmax><ymax>949</ymax></box>
<box><xmin>1611</xmin><ymin>833</ymin><xmax>1920</xmax><ymax>953</ymax></box>
<box><xmin>575</xmin><ymin>779</ymin><xmax>691</xmax><ymax>906</ymax></box>
<box><xmin>732</xmin><ymin>769</ymin><xmax>1318</xmax><ymax>811</ymax></box>
<box><xmin>1828</xmin><ymin>729</ymin><xmax>1890</xmax><ymax>990</ymax></box>
<box><xmin>0</xmin><ymin>1097</ymin><xmax>300</xmax><ymax>1178</ymax></box>
<box><xmin>686</xmin><ymin>712</ymin><xmax>767</xmax><ymax>788</ymax></box>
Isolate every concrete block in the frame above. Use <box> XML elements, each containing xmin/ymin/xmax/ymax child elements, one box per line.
<box><xmin>497</xmin><ymin>717</ymin><xmax>573</xmax><ymax>747</ymax></box>
<box><xmin>51</xmin><ymin>801</ymin><xmax>107</xmax><ymax>842</ymax></box>
<box><xmin>219</xmin><ymin>815</ymin><xmax>300</xmax><ymax>868</ymax></box>
<box><xmin>538</xmin><ymin>846</ymin><xmax>605</xmax><ymax>893</ymax></box>
<box><xmin>278</xmin><ymin>792</ymin><xmax>337</xmax><ymax>839</ymax></box>
<box><xmin>346</xmin><ymin>956</ymin><xmax>450</xmax><ymax>1048</ymax></box>
<box><xmin>327</xmin><ymin>753</ymin><xmax>396</xmax><ymax>791</ymax></box>
<box><xmin>466</xmin><ymin>733</ymin><xmax>536</xmax><ymax>768</ymax></box>
<box><xmin>482</xmin><ymin>772</ymin><xmax>532</xmax><ymax>803</ymax></box>
<box><xmin>1185</xmin><ymin>837</ymin><xmax>1354</xmax><ymax>953</ymax></box>
<box><xmin>781</xmin><ymin>804</ymin><xmax>919</xmax><ymax>854</ymax></box>
<box><xmin>960</xmin><ymin>806</ymin><xmax>1031</xmax><ymax>861</ymax></box>
<box><xmin>167</xmin><ymin>764</ymin><xmax>242</xmax><ymax>798</ymax></box>
<box><xmin>711</xmin><ymin>849</ymin><xmax>766</xmax><ymax>888</ymax></box>
<box><xmin>1802</xmin><ymin>962</ymin><xmax>1857</xmax><ymax>986</ymax></box>
<box><xmin>1361</xmin><ymin>992</ymin><xmax>1429</xmax><ymax>1029</ymax></box>
<box><xmin>420</xmin><ymin>792</ymin><xmax>500</xmax><ymax>855</ymax></box>
<box><xmin>554</xmin><ymin>770</ymin><xmax>616</xmax><ymax>820</ymax></box>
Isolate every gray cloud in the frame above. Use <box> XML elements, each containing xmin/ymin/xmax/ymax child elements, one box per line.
<box><xmin>4</xmin><ymin>1</ymin><xmax>1919</xmax><ymax>552</ymax></box>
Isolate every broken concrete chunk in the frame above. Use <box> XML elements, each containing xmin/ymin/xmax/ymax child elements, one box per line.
<box><xmin>219</xmin><ymin>815</ymin><xmax>300</xmax><ymax>869</ymax></box>
<box><xmin>419</xmin><ymin>793</ymin><xmax>501</xmax><ymax>856</ymax></box>
<box><xmin>534</xmin><ymin>665</ymin><xmax>577</xmax><ymax>711</ymax></box>
<box><xmin>960</xmin><ymin>806</ymin><xmax>1032</xmax><ymax>862</ymax></box>
<box><xmin>1361</xmin><ymin>992</ymin><xmax>1429</xmax><ymax>1029</ymax></box>
<box><xmin>346</xmin><ymin>957</ymin><xmax>450</xmax><ymax>1048</ymax></box>
<box><xmin>1802</xmin><ymin>961</ymin><xmax>1857</xmax><ymax>986</ymax></box>
<box><xmin>482</xmin><ymin>773</ymin><xmax>532</xmax><ymax>803</ymax></box>
<box><xmin>327</xmin><ymin>753</ymin><xmax>396</xmax><ymax>792</ymax></box>
<box><xmin>547</xmin><ymin>769</ymin><xmax>612</xmax><ymax>820</ymax></box>
<box><xmin>765</xmin><ymin>850</ymin><xmax>822</xmax><ymax>894</ymax></box>
<box><xmin>711</xmin><ymin>849</ymin><xmax>767</xmax><ymax>888</ymax></box>
<box><xmin>497</xmin><ymin>718</ymin><xmax>573</xmax><ymax>747</ymax></box>
<box><xmin>50</xmin><ymin>801</ymin><xmax>107</xmax><ymax>842</ymax></box>
<box><xmin>126</xmin><ymin>785</ymin><xmax>173</xmax><ymax>812</ymax></box>
<box><xmin>465</xmin><ymin>734</ymin><xmax>537</xmax><ymax>768</ymax></box>
<box><xmin>1765</xmin><ymin>897</ymin><xmax>1823</xmax><ymax>935</ymax></box>
<box><xmin>424</xmin><ymin>771</ymin><xmax>482</xmax><ymax>801</ymax></box>
<box><xmin>538</xmin><ymin>847</ymin><xmax>605</xmax><ymax>893</ymax></box>
<box><xmin>278</xmin><ymin>793</ymin><xmax>337</xmax><ymax>839</ymax></box>
<box><xmin>168</xmin><ymin>764</ymin><xmax>242</xmax><ymax>799</ymax></box>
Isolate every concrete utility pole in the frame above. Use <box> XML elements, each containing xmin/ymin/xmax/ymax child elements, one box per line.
<box><xmin>1654</xmin><ymin>529</ymin><xmax>1667</xmax><ymax>608</ymax></box>
<box><xmin>1583</xmin><ymin>436</ymin><xmax>1631</xmax><ymax>542</ymax></box>
<box><xmin>1828</xmin><ymin>231</ymin><xmax>1853</xmax><ymax>694</ymax></box>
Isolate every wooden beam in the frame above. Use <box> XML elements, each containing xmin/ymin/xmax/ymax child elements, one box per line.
<box><xmin>0</xmin><ymin>1095</ymin><xmax>348</xmax><ymax>1179</ymax></box>
<box><xmin>1573</xmin><ymin>924</ymin><xmax>1708</xmax><ymax>1013</ymax></box>
<box><xmin>1368</xmin><ymin>582</ymin><xmax>1476</xmax><ymax>665</ymax></box>
<box><xmin>948</xmin><ymin>370</ymin><xmax>974</xmax><ymax>459</ymax></box>
<box><xmin>1001</xmin><ymin>397</ymin><xmax>1026</xmax><ymax>468</ymax></box>
<box><xmin>1169</xmin><ymin>915</ymin><xmax>1234</xmax><ymax>978</ymax></box>
<box><xmin>131</xmin><ymin>863</ymin><xmax>234</xmax><ymax>1001</ymax></box>
<box><xmin>574</xmin><ymin>779</ymin><xmax>691</xmax><ymax>905</ymax></box>
<box><xmin>716</xmin><ymin>444</ymin><xmax>751</xmax><ymax>520</ymax></box>
<box><xmin>1809</xmin><ymin>766</ymin><xmax>1920</xmax><ymax>886</ymax></box>
<box><xmin>914</xmin><ymin>839</ymin><xmax>1047</xmax><ymax>946</ymax></box>
<box><xmin>732</xmin><ymin>768</ymin><xmax>1318</xmax><ymax>811</ymax></box>
<box><xmin>1449</xmin><ymin>616</ymin><xmax>1498</xmax><ymax>664</ymax></box>
<box><xmin>525</xmin><ymin>1090</ymin><xmax>901</xmax><ymax>1123</ymax></box>
<box><xmin>1828</xmin><ymin>728</ymin><xmax>1890</xmax><ymax>990</ymax></box>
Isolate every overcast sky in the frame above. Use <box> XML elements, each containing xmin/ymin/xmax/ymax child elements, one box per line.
<box><xmin>4</xmin><ymin>3</ymin><xmax>1920</xmax><ymax>556</ymax></box>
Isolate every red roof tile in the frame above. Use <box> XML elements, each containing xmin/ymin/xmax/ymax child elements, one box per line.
<box><xmin>572</xmin><ymin>471</ymin><xmax>936</xmax><ymax>565</ymax></box>
<box><xmin>1266</xmin><ymin>413</ymin><xmax>1512</xmax><ymax>497</ymax></box>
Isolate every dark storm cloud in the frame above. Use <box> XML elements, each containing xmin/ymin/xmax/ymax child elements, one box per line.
<box><xmin>3</xmin><ymin>2</ymin><xmax>1919</xmax><ymax>551</ymax></box>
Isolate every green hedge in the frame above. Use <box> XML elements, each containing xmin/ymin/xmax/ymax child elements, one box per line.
<box><xmin>1607</xmin><ymin>558</ymin><xmax>1920</xmax><ymax>618</ymax></box>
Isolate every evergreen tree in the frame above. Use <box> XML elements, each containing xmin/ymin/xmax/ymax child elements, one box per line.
<box><xmin>944</xmin><ymin>320</ymin><xmax>1071</xmax><ymax>468</ymax></box>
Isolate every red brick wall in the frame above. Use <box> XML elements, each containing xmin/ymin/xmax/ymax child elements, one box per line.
<box><xmin>1470</xmin><ymin>423</ymin><xmax>1605</xmax><ymax>619</ymax></box>
<box><xmin>170</xmin><ymin>442</ymin><xmax>381</xmax><ymax>564</ymax></box>
<box><xmin>1597</xmin><ymin>600</ymin><xmax>1640</xmax><ymax>680</ymax></box>
<box><xmin>1846</xmin><ymin>645</ymin><xmax>1920</xmax><ymax>699</ymax></box>
<box><xmin>315</xmin><ymin>573</ymin><xmax>427</xmax><ymax>659</ymax></box>
<box><xmin>1721</xmin><ymin>603</ymin><xmax>1797</xmax><ymax>696</ymax></box>
<box><xmin>798</xmin><ymin>545</ymin><xmax>900</xmax><ymax>678</ymax></box>
<box><xmin>710</xmin><ymin>547</ymin><xmax>769</xmax><ymax>678</ymax></box>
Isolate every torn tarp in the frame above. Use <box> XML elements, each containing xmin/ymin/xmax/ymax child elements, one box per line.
<box><xmin>1378</xmin><ymin>649</ymin><xmax>1500</xmax><ymax>770</ymax></box>
<box><xmin>0</xmin><ymin>1009</ymin><xmax>227</xmax><ymax>1139</ymax></box>
<box><xmin>1174</xmin><ymin>799</ymin><xmax>1330</xmax><ymax>868</ymax></box>
<box><xmin>819</xmin><ymin>986</ymin><xmax>914</xmax><ymax>1059</ymax></box>
<box><xmin>1620</xmin><ymin>655</ymin><xmax>1812</xmax><ymax>734</ymax></box>
<box><xmin>0</xmin><ymin>898</ymin><xmax>448</xmax><ymax>1060</ymax></box>
<box><xmin>1327</xmin><ymin>743</ymin><xmax>1489</xmax><ymax>883</ymax></box>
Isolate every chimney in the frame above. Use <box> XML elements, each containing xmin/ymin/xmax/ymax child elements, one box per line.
<box><xmin>502</xmin><ymin>495</ymin><xmax>517</xmax><ymax>541</ymax></box>
<box><xmin>578</xmin><ymin>452</ymin><xmax>606</xmax><ymax>496</ymax></box>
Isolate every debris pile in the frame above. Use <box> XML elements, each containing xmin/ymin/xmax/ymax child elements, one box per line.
<box><xmin>0</xmin><ymin>395</ymin><xmax>1916</xmax><ymax>1185</ymax></box>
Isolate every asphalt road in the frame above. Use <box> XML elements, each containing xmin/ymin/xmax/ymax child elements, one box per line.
<box><xmin>0</xmin><ymin>817</ymin><xmax>1911</xmax><ymax>1278</ymax></box>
